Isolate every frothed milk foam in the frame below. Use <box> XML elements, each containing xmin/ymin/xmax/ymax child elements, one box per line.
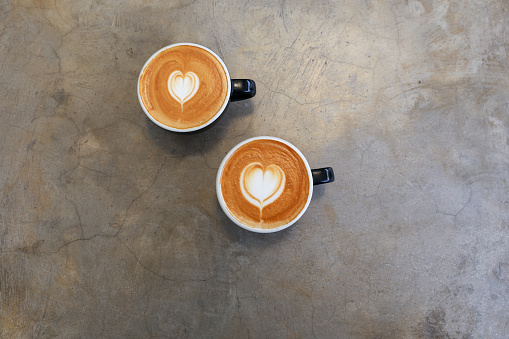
<box><xmin>220</xmin><ymin>139</ymin><xmax>310</xmax><ymax>229</ymax></box>
<box><xmin>139</xmin><ymin>44</ymin><xmax>229</xmax><ymax>130</ymax></box>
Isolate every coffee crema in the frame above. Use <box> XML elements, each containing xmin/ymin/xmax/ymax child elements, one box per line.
<box><xmin>139</xmin><ymin>44</ymin><xmax>229</xmax><ymax>130</ymax></box>
<box><xmin>220</xmin><ymin>139</ymin><xmax>311</xmax><ymax>229</ymax></box>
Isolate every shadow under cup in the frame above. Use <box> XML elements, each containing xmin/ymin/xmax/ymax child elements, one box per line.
<box><xmin>137</xmin><ymin>43</ymin><xmax>256</xmax><ymax>132</ymax></box>
<box><xmin>216</xmin><ymin>136</ymin><xmax>335</xmax><ymax>233</ymax></box>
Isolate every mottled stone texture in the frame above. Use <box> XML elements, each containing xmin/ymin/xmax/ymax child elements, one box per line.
<box><xmin>0</xmin><ymin>0</ymin><xmax>508</xmax><ymax>338</ymax></box>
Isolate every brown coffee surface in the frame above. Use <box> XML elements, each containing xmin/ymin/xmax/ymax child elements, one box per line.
<box><xmin>139</xmin><ymin>45</ymin><xmax>229</xmax><ymax>130</ymax></box>
<box><xmin>220</xmin><ymin>139</ymin><xmax>310</xmax><ymax>229</ymax></box>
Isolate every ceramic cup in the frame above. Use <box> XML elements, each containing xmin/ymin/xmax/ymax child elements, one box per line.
<box><xmin>216</xmin><ymin>136</ymin><xmax>334</xmax><ymax>233</ymax></box>
<box><xmin>138</xmin><ymin>42</ymin><xmax>255</xmax><ymax>132</ymax></box>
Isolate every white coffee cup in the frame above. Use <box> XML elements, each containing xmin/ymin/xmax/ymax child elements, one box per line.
<box><xmin>216</xmin><ymin>136</ymin><xmax>334</xmax><ymax>233</ymax></box>
<box><xmin>137</xmin><ymin>42</ymin><xmax>256</xmax><ymax>132</ymax></box>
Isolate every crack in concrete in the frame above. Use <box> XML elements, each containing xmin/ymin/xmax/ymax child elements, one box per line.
<box><xmin>358</xmin><ymin>139</ymin><xmax>375</xmax><ymax>169</ymax></box>
<box><xmin>390</xmin><ymin>5</ymin><xmax>402</xmax><ymax>57</ymax></box>
<box><xmin>52</xmin><ymin>233</ymin><xmax>110</xmax><ymax>253</ymax></box>
<box><xmin>365</xmin><ymin>157</ymin><xmax>387</xmax><ymax>207</ymax></box>
<box><xmin>116</xmin><ymin>236</ymin><xmax>212</xmax><ymax>283</ymax></box>
<box><xmin>434</xmin><ymin>185</ymin><xmax>474</xmax><ymax>220</ymax></box>
<box><xmin>65</xmin><ymin>195</ymin><xmax>84</xmax><ymax>238</ymax></box>
<box><xmin>115</xmin><ymin>156</ymin><xmax>168</xmax><ymax>237</ymax></box>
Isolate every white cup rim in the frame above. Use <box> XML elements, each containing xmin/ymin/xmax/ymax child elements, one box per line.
<box><xmin>137</xmin><ymin>42</ymin><xmax>232</xmax><ymax>132</ymax></box>
<box><xmin>216</xmin><ymin>136</ymin><xmax>314</xmax><ymax>233</ymax></box>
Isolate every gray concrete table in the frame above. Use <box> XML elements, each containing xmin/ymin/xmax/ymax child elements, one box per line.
<box><xmin>1</xmin><ymin>1</ymin><xmax>508</xmax><ymax>337</ymax></box>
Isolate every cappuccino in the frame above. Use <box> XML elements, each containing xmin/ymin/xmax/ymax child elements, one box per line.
<box><xmin>218</xmin><ymin>138</ymin><xmax>312</xmax><ymax>230</ymax></box>
<box><xmin>138</xmin><ymin>44</ymin><xmax>230</xmax><ymax>131</ymax></box>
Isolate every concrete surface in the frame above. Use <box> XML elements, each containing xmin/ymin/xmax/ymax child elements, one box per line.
<box><xmin>1</xmin><ymin>0</ymin><xmax>508</xmax><ymax>338</ymax></box>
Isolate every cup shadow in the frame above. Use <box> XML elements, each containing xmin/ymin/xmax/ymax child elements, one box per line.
<box><xmin>144</xmin><ymin>99</ymin><xmax>255</xmax><ymax>156</ymax></box>
<box><xmin>311</xmin><ymin>183</ymin><xmax>326</xmax><ymax>200</ymax></box>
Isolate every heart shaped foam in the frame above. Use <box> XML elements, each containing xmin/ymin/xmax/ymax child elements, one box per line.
<box><xmin>168</xmin><ymin>70</ymin><xmax>199</xmax><ymax>108</ymax></box>
<box><xmin>240</xmin><ymin>162</ymin><xmax>286</xmax><ymax>210</ymax></box>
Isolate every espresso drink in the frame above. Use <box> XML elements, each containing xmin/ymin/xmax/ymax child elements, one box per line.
<box><xmin>139</xmin><ymin>44</ymin><xmax>229</xmax><ymax>130</ymax></box>
<box><xmin>220</xmin><ymin>139</ymin><xmax>311</xmax><ymax>229</ymax></box>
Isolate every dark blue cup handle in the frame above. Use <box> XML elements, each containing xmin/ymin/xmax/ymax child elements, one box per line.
<box><xmin>312</xmin><ymin>167</ymin><xmax>335</xmax><ymax>185</ymax></box>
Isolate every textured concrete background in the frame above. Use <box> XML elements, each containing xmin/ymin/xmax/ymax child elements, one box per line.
<box><xmin>1</xmin><ymin>0</ymin><xmax>508</xmax><ymax>338</ymax></box>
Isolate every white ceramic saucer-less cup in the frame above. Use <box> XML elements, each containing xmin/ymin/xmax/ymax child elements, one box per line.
<box><xmin>137</xmin><ymin>43</ymin><xmax>231</xmax><ymax>132</ymax></box>
<box><xmin>216</xmin><ymin>136</ymin><xmax>314</xmax><ymax>233</ymax></box>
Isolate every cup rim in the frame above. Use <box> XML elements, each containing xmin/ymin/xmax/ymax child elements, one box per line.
<box><xmin>216</xmin><ymin>136</ymin><xmax>314</xmax><ymax>233</ymax></box>
<box><xmin>137</xmin><ymin>42</ymin><xmax>232</xmax><ymax>132</ymax></box>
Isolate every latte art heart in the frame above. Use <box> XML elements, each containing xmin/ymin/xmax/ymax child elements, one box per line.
<box><xmin>168</xmin><ymin>71</ymin><xmax>200</xmax><ymax>108</ymax></box>
<box><xmin>240</xmin><ymin>163</ymin><xmax>286</xmax><ymax>215</ymax></box>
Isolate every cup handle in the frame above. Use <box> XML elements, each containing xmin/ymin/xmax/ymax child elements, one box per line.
<box><xmin>230</xmin><ymin>79</ymin><xmax>256</xmax><ymax>102</ymax></box>
<box><xmin>312</xmin><ymin>167</ymin><xmax>335</xmax><ymax>185</ymax></box>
